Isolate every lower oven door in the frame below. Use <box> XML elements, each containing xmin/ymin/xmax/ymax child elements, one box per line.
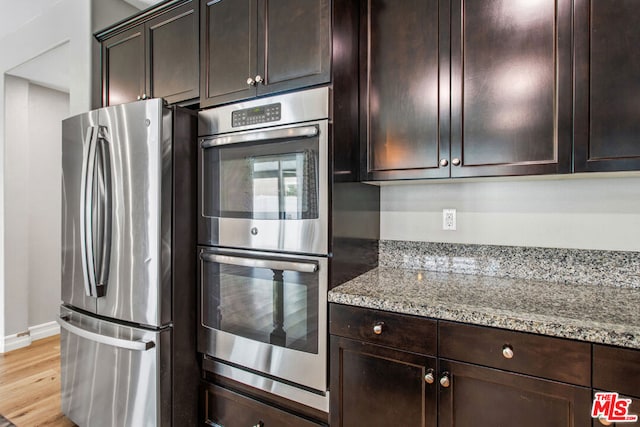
<box><xmin>197</xmin><ymin>246</ymin><xmax>328</xmax><ymax>393</ymax></box>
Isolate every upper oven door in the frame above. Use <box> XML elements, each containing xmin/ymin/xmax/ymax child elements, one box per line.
<box><xmin>199</xmin><ymin>120</ymin><xmax>329</xmax><ymax>255</ymax></box>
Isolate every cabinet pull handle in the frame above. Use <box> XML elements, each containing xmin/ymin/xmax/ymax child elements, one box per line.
<box><xmin>598</xmin><ymin>415</ymin><xmax>613</xmax><ymax>426</ymax></box>
<box><xmin>372</xmin><ymin>322</ymin><xmax>384</xmax><ymax>335</ymax></box>
<box><xmin>373</xmin><ymin>322</ymin><xmax>384</xmax><ymax>335</ymax></box>
<box><xmin>502</xmin><ymin>344</ymin><xmax>514</xmax><ymax>359</ymax></box>
<box><xmin>452</xmin><ymin>158</ymin><xmax>461</xmax><ymax>166</ymax></box>
<box><xmin>247</xmin><ymin>77</ymin><xmax>256</xmax><ymax>86</ymax></box>
<box><xmin>440</xmin><ymin>372</ymin><xmax>451</xmax><ymax>388</ymax></box>
<box><xmin>440</xmin><ymin>158</ymin><xmax>449</xmax><ymax>167</ymax></box>
<box><xmin>255</xmin><ymin>74</ymin><xmax>263</xmax><ymax>84</ymax></box>
<box><xmin>424</xmin><ymin>369</ymin><xmax>435</xmax><ymax>384</ymax></box>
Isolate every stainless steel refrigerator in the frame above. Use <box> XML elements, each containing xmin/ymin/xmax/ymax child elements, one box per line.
<box><xmin>58</xmin><ymin>99</ymin><xmax>197</xmax><ymax>427</ymax></box>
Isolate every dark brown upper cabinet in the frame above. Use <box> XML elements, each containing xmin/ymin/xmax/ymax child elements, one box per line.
<box><xmin>574</xmin><ymin>0</ymin><xmax>640</xmax><ymax>172</ymax></box>
<box><xmin>450</xmin><ymin>0</ymin><xmax>573</xmax><ymax>177</ymax></box>
<box><xmin>200</xmin><ymin>0</ymin><xmax>331</xmax><ymax>108</ymax></box>
<box><xmin>362</xmin><ymin>0</ymin><xmax>573</xmax><ymax>180</ymax></box>
<box><xmin>98</xmin><ymin>0</ymin><xmax>199</xmax><ymax>107</ymax></box>
<box><xmin>360</xmin><ymin>0</ymin><xmax>451</xmax><ymax>181</ymax></box>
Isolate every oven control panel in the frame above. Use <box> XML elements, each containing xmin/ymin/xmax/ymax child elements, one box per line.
<box><xmin>231</xmin><ymin>103</ymin><xmax>282</xmax><ymax>127</ymax></box>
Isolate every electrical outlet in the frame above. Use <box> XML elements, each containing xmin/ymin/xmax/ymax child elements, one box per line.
<box><xmin>442</xmin><ymin>209</ymin><xmax>456</xmax><ymax>231</ymax></box>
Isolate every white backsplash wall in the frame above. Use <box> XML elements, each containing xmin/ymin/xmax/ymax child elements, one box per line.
<box><xmin>380</xmin><ymin>175</ymin><xmax>640</xmax><ymax>252</ymax></box>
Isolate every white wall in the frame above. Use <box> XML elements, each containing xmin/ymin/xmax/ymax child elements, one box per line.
<box><xmin>27</xmin><ymin>83</ymin><xmax>69</xmax><ymax>328</ymax></box>
<box><xmin>3</xmin><ymin>79</ymin><xmax>69</xmax><ymax>338</ymax></box>
<box><xmin>0</xmin><ymin>0</ymin><xmax>91</xmax><ymax>351</ymax></box>
<box><xmin>3</xmin><ymin>76</ymin><xmax>30</xmax><ymax>338</ymax></box>
<box><xmin>380</xmin><ymin>174</ymin><xmax>640</xmax><ymax>251</ymax></box>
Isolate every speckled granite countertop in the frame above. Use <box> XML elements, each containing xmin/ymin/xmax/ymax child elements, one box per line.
<box><xmin>328</xmin><ymin>267</ymin><xmax>640</xmax><ymax>350</ymax></box>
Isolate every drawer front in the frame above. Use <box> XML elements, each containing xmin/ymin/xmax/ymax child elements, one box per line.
<box><xmin>329</xmin><ymin>304</ymin><xmax>437</xmax><ymax>355</ymax></box>
<box><xmin>202</xmin><ymin>383</ymin><xmax>323</xmax><ymax>427</ymax></box>
<box><xmin>594</xmin><ymin>344</ymin><xmax>640</xmax><ymax>398</ymax></box>
<box><xmin>439</xmin><ymin>321</ymin><xmax>591</xmax><ymax>386</ymax></box>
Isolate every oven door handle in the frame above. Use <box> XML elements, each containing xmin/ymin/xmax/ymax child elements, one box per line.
<box><xmin>201</xmin><ymin>253</ymin><xmax>318</xmax><ymax>273</ymax></box>
<box><xmin>201</xmin><ymin>125</ymin><xmax>318</xmax><ymax>148</ymax></box>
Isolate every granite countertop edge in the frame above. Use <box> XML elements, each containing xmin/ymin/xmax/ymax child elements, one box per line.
<box><xmin>328</xmin><ymin>267</ymin><xmax>640</xmax><ymax>350</ymax></box>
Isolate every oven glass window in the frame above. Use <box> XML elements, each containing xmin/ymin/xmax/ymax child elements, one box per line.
<box><xmin>203</xmin><ymin>135</ymin><xmax>319</xmax><ymax>220</ymax></box>
<box><xmin>201</xmin><ymin>257</ymin><xmax>319</xmax><ymax>354</ymax></box>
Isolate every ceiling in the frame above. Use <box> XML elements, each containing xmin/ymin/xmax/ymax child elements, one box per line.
<box><xmin>0</xmin><ymin>0</ymin><xmax>165</xmax><ymax>43</ymax></box>
<box><xmin>0</xmin><ymin>0</ymin><xmax>59</xmax><ymax>42</ymax></box>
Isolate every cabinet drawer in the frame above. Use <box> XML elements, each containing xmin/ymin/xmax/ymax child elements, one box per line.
<box><xmin>329</xmin><ymin>304</ymin><xmax>437</xmax><ymax>355</ymax></box>
<box><xmin>594</xmin><ymin>344</ymin><xmax>640</xmax><ymax>398</ymax></box>
<box><xmin>439</xmin><ymin>321</ymin><xmax>591</xmax><ymax>386</ymax></box>
<box><xmin>202</xmin><ymin>383</ymin><xmax>323</xmax><ymax>427</ymax></box>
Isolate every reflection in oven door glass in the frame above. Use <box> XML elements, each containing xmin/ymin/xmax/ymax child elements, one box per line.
<box><xmin>203</xmin><ymin>137</ymin><xmax>319</xmax><ymax>220</ymax></box>
<box><xmin>202</xmin><ymin>262</ymin><xmax>318</xmax><ymax>354</ymax></box>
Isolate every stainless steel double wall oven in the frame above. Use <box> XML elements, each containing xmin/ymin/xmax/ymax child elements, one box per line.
<box><xmin>198</xmin><ymin>88</ymin><xmax>333</xmax><ymax>411</ymax></box>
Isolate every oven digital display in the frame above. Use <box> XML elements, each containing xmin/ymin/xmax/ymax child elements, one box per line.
<box><xmin>247</xmin><ymin>107</ymin><xmax>265</xmax><ymax>117</ymax></box>
<box><xmin>232</xmin><ymin>103</ymin><xmax>282</xmax><ymax>127</ymax></box>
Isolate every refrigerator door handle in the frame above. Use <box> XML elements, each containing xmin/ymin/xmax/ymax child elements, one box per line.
<box><xmin>57</xmin><ymin>315</ymin><xmax>155</xmax><ymax>351</ymax></box>
<box><xmin>95</xmin><ymin>129</ymin><xmax>112</xmax><ymax>296</ymax></box>
<box><xmin>80</xmin><ymin>126</ymin><xmax>99</xmax><ymax>298</ymax></box>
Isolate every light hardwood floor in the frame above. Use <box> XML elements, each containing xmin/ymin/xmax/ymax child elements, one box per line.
<box><xmin>0</xmin><ymin>335</ymin><xmax>75</xmax><ymax>427</ymax></box>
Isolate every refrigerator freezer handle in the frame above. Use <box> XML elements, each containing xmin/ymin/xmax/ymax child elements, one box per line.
<box><xmin>57</xmin><ymin>315</ymin><xmax>155</xmax><ymax>351</ymax></box>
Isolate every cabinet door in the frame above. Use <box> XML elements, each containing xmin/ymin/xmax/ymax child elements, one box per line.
<box><xmin>256</xmin><ymin>0</ymin><xmax>331</xmax><ymax>96</ymax></box>
<box><xmin>330</xmin><ymin>336</ymin><xmax>437</xmax><ymax>427</ymax></box>
<box><xmin>574</xmin><ymin>0</ymin><xmax>640</xmax><ymax>172</ymax></box>
<box><xmin>202</xmin><ymin>382</ymin><xmax>324</xmax><ymax>427</ymax></box>
<box><xmin>200</xmin><ymin>0</ymin><xmax>258</xmax><ymax>107</ymax></box>
<box><xmin>450</xmin><ymin>0</ymin><xmax>572</xmax><ymax>177</ymax></box>
<box><xmin>361</xmin><ymin>0</ymin><xmax>450</xmax><ymax>180</ymax></box>
<box><xmin>102</xmin><ymin>26</ymin><xmax>146</xmax><ymax>106</ymax></box>
<box><xmin>438</xmin><ymin>360</ymin><xmax>593</xmax><ymax>427</ymax></box>
<box><xmin>147</xmin><ymin>1</ymin><xmax>199</xmax><ymax>104</ymax></box>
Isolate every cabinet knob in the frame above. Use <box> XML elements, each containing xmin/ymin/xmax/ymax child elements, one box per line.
<box><xmin>255</xmin><ymin>75</ymin><xmax>263</xmax><ymax>84</ymax></box>
<box><xmin>247</xmin><ymin>77</ymin><xmax>256</xmax><ymax>86</ymax></box>
<box><xmin>142</xmin><ymin>94</ymin><xmax>147</xmax><ymax>100</ymax></box>
<box><xmin>502</xmin><ymin>344</ymin><xmax>514</xmax><ymax>359</ymax></box>
<box><xmin>373</xmin><ymin>322</ymin><xmax>384</xmax><ymax>335</ymax></box>
<box><xmin>439</xmin><ymin>372</ymin><xmax>451</xmax><ymax>388</ymax></box>
<box><xmin>598</xmin><ymin>415</ymin><xmax>613</xmax><ymax>426</ymax></box>
<box><xmin>252</xmin><ymin>422</ymin><xmax>264</xmax><ymax>427</ymax></box>
<box><xmin>452</xmin><ymin>158</ymin><xmax>461</xmax><ymax>166</ymax></box>
<box><xmin>137</xmin><ymin>95</ymin><xmax>141</xmax><ymax>100</ymax></box>
<box><xmin>424</xmin><ymin>369</ymin><xmax>435</xmax><ymax>384</ymax></box>
<box><xmin>440</xmin><ymin>158</ymin><xmax>449</xmax><ymax>167</ymax></box>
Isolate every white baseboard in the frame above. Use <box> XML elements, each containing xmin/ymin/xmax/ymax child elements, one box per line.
<box><xmin>29</xmin><ymin>321</ymin><xmax>60</xmax><ymax>341</ymax></box>
<box><xmin>3</xmin><ymin>332</ymin><xmax>32</xmax><ymax>353</ymax></box>
<box><xmin>1</xmin><ymin>321</ymin><xmax>60</xmax><ymax>353</ymax></box>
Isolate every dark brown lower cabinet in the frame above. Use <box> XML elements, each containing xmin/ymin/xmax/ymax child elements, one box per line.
<box><xmin>201</xmin><ymin>382</ymin><xmax>324</xmax><ymax>427</ymax></box>
<box><xmin>438</xmin><ymin>360</ymin><xmax>592</xmax><ymax>427</ymax></box>
<box><xmin>329</xmin><ymin>335</ymin><xmax>438</xmax><ymax>427</ymax></box>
